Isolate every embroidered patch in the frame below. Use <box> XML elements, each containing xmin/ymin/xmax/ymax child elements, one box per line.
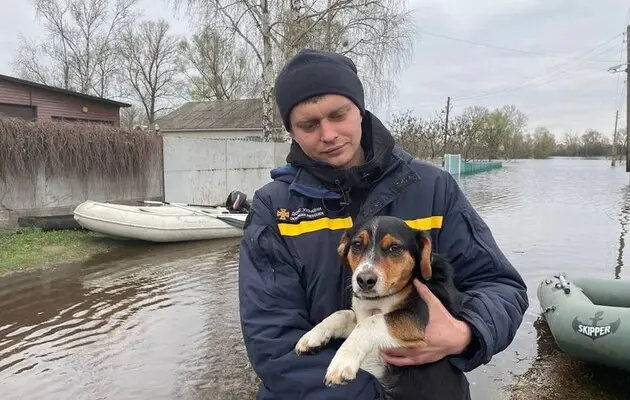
<box><xmin>276</xmin><ymin>208</ymin><xmax>290</xmax><ymax>221</ymax></box>
<box><xmin>275</xmin><ymin>206</ymin><xmax>326</xmax><ymax>223</ymax></box>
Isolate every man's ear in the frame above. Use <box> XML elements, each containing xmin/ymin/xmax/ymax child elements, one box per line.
<box><xmin>337</xmin><ymin>232</ymin><xmax>351</xmax><ymax>267</ymax></box>
<box><xmin>414</xmin><ymin>229</ymin><xmax>433</xmax><ymax>281</ymax></box>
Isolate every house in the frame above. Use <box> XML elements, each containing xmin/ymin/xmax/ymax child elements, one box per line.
<box><xmin>0</xmin><ymin>73</ymin><xmax>131</xmax><ymax>125</ymax></box>
<box><xmin>155</xmin><ymin>98</ymin><xmax>287</xmax><ymax>140</ymax></box>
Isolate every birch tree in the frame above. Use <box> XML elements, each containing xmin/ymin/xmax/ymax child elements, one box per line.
<box><xmin>171</xmin><ymin>0</ymin><xmax>416</xmax><ymax>141</ymax></box>
<box><xmin>119</xmin><ymin>19</ymin><xmax>181</xmax><ymax>124</ymax></box>
<box><xmin>177</xmin><ymin>25</ymin><xmax>262</xmax><ymax>101</ymax></box>
<box><xmin>12</xmin><ymin>0</ymin><xmax>139</xmax><ymax>98</ymax></box>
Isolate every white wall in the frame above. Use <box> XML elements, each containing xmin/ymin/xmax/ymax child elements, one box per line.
<box><xmin>160</xmin><ymin>129</ymin><xmax>263</xmax><ymax>140</ymax></box>
<box><xmin>0</xmin><ymin>154</ymin><xmax>163</xmax><ymax>229</ymax></box>
<box><xmin>162</xmin><ymin>135</ymin><xmax>291</xmax><ymax>206</ymax></box>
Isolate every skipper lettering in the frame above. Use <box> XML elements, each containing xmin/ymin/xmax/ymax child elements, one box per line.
<box><xmin>288</xmin><ymin>207</ymin><xmax>326</xmax><ymax>223</ymax></box>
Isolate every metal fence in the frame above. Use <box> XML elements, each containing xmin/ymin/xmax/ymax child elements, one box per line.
<box><xmin>444</xmin><ymin>154</ymin><xmax>502</xmax><ymax>176</ymax></box>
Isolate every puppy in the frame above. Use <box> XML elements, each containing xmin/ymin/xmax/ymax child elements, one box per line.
<box><xmin>294</xmin><ymin>215</ymin><xmax>469</xmax><ymax>399</ymax></box>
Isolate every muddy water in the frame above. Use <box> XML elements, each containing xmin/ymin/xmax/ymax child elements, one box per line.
<box><xmin>0</xmin><ymin>239</ymin><xmax>256</xmax><ymax>399</ymax></box>
<box><xmin>1</xmin><ymin>158</ymin><xmax>630</xmax><ymax>399</ymax></box>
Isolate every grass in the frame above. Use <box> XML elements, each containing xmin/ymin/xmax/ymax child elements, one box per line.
<box><xmin>0</xmin><ymin>228</ymin><xmax>120</xmax><ymax>274</ymax></box>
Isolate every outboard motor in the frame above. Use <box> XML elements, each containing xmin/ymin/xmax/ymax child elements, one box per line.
<box><xmin>225</xmin><ymin>190</ymin><xmax>250</xmax><ymax>213</ymax></box>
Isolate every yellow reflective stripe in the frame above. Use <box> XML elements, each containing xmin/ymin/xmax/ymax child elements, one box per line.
<box><xmin>277</xmin><ymin>215</ymin><xmax>444</xmax><ymax>236</ymax></box>
<box><xmin>278</xmin><ymin>217</ymin><xmax>353</xmax><ymax>237</ymax></box>
<box><xmin>405</xmin><ymin>216</ymin><xmax>443</xmax><ymax>230</ymax></box>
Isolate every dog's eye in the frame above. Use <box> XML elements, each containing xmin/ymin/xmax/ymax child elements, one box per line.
<box><xmin>351</xmin><ymin>240</ymin><xmax>363</xmax><ymax>252</ymax></box>
<box><xmin>388</xmin><ymin>244</ymin><xmax>401</xmax><ymax>254</ymax></box>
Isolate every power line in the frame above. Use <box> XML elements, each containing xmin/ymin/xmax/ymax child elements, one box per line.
<box><xmin>379</xmin><ymin>33</ymin><xmax>625</xmax><ymax>116</ymax></box>
<box><xmin>416</xmin><ymin>28</ymin><xmax>618</xmax><ymax>63</ymax></box>
<box><xmin>451</xmin><ymin>33</ymin><xmax>623</xmax><ymax>102</ymax></box>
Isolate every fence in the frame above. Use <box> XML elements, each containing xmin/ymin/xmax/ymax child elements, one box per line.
<box><xmin>443</xmin><ymin>154</ymin><xmax>503</xmax><ymax>176</ymax></box>
<box><xmin>161</xmin><ymin>135</ymin><xmax>290</xmax><ymax>206</ymax></box>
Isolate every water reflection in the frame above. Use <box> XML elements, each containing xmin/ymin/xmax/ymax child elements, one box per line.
<box><xmin>456</xmin><ymin>162</ymin><xmax>523</xmax><ymax>214</ymax></box>
<box><xmin>615</xmin><ymin>186</ymin><xmax>630</xmax><ymax>279</ymax></box>
<box><xmin>0</xmin><ymin>238</ymin><xmax>253</xmax><ymax>400</ymax></box>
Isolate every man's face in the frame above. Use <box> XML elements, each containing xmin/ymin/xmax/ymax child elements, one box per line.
<box><xmin>289</xmin><ymin>94</ymin><xmax>364</xmax><ymax>168</ymax></box>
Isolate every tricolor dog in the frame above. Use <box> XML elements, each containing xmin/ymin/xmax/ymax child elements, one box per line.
<box><xmin>294</xmin><ymin>215</ymin><xmax>469</xmax><ymax>399</ymax></box>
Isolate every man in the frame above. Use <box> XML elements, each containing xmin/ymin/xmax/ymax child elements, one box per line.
<box><xmin>238</xmin><ymin>49</ymin><xmax>529</xmax><ymax>399</ymax></box>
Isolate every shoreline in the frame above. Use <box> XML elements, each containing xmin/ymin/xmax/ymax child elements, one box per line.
<box><xmin>0</xmin><ymin>228</ymin><xmax>124</xmax><ymax>276</ymax></box>
<box><xmin>506</xmin><ymin>317</ymin><xmax>630</xmax><ymax>400</ymax></box>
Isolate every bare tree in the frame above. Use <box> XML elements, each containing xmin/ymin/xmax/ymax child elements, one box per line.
<box><xmin>120</xmin><ymin>104</ymin><xmax>149</xmax><ymax>129</ymax></box>
<box><xmin>119</xmin><ymin>19</ymin><xmax>182</xmax><ymax>124</ymax></box>
<box><xmin>12</xmin><ymin>0</ymin><xmax>139</xmax><ymax>98</ymax></box>
<box><xmin>390</xmin><ymin>110</ymin><xmax>423</xmax><ymax>158</ymax></box>
<box><xmin>178</xmin><ymin>25</ymin><xmax>261</xmax><ymax>101</ymax></box>
<box><xmin>170</xmin><ymin>0</ymin><xmax>416</xmax><ymax>141</ymax></box>
<box><xmin>500</xmin><ymin>104</ymin><xmax>528</xmax><ymax>160</ymax></box>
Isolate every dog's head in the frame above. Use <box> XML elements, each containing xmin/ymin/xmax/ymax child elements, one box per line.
<box><xmin>337</xmin><ymin>215</ymin><xmax>433</xmax><ymax>299</ymax></box>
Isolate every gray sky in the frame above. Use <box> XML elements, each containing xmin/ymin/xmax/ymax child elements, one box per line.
<box><xmin>0</xmin><ymin>0</ymin><xmax>628</xmax><ymax>139</ymax></box>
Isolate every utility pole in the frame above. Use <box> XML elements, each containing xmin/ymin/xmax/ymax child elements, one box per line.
<box><xmin>444</xmin><ymin>96</ymin><xmax>450</xmax><ymax>153</ymax></box>
<box><xmin>613</xmin><ymin>109</ymin><xmax>620</xmax><ymax>166</ymax></box>
<box><xmin>626</xmin><ymin>24</ymin><xmax>630</xmax><ymax>173</ymax></box>
<box><xmin>608</xmin><ymin>25</ymin><xmax>630</xmax><ymax>174</ymax></box>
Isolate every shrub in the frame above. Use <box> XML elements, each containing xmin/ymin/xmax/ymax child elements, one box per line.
<box><xmin>0</xmin><ymin>116</ymin><xmax>161</xmax><ymax>182</ymax></box>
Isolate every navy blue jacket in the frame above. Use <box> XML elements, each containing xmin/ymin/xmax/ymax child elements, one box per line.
<box><xmin>238</xmin><ymin>144</ymin><xmax>529</xmax><ymax>399</ymax></box>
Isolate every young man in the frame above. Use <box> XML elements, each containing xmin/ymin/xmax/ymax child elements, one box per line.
<box><xmin>238</xmin><ymin>49</ymin><xmax>529</xmax><ymax>399</ymax></box>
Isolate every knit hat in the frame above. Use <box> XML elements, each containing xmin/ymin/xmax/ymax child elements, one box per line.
<box><xmin>274</xmin><ymin>49</ymin><xmax>365</xmax><ymax>131</ymax></box>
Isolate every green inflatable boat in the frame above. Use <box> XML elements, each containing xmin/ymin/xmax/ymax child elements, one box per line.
<box><xmin>537</xmin><ymin>274</ymin><xmax>630</xmax><ymax>372</ymax></box>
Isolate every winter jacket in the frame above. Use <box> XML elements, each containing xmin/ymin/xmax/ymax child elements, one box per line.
<box><xmin>238</xmin><ymin>112</ymin><xmax>529</xmax><ymax>399</ymax></box>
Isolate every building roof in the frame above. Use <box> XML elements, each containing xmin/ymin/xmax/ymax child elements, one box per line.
<box><xmin>0</xmin><ymin>73</ymin><xmax>132</xmax><ymax>108</ymax></box>
<box><xmin>155</xmin><ymin>98</ymin><xmax>284</xmax><ymax>131</ymax></box>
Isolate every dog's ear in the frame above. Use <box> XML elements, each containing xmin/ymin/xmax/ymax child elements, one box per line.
<box><xmin>414</xmin><ymin>229</ymin><xmax>433</xmax><ymax>281</ymax></box>
<box><xmin>337</xmin><ymin>231</ymin><xmax>351</xmax><ymax>267</ymax></box>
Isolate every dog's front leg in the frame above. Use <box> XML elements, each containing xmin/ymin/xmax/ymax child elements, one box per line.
<box><xmin>323</xmin><ymin>314</ymin><xmax>399</xmax><ymax>386</ymax></box>
<box><xmin>295</xmin><ymin>310</ymin><xmax>357</xmax><ymax>355</ymax></box>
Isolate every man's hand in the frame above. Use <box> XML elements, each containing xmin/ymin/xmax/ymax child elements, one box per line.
<box><xmin>380</xmin><ymin>278</ymin><xmax>472</xmax><ymax>366</ymax></box>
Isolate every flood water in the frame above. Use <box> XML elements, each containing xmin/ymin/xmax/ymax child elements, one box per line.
<box><xmin>1</xmin><ymin>157</ymin><xmax>630</xmax><ymax>399</ymax></box>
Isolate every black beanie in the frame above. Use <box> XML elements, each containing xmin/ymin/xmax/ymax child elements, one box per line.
<box><xmin>274</xmin><ymin>49</ymin><xmax>365</xmax><ymax>131</ymax></box>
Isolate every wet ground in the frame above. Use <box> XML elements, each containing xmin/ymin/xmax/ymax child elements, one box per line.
<box><xmin>1</xmin><ymin>158</ymin><xmax>630</xmax><ymax>399</ymax></box>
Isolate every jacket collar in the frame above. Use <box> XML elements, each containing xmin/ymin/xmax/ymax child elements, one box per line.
<box><xmin>270</xmin><ymin>145</ymin><xmax>416</xmax><ymax>201</ymax></box>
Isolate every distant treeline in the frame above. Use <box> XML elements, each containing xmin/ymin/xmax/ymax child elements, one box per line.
<box><xmin>388</xmin><ymin>105</ymin><xmax>624</xmax><ymax>161</ymax></box>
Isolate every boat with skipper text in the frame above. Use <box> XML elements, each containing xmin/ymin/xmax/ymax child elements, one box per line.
<box><xmin>537</xmin><ymin>273</ymin><xmax>630</xmax><ymax>372</ymax></box>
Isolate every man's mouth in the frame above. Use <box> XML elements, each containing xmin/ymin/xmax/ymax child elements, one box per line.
<box><xmin>323</xmin><ymin>144</ymin><xmax>345</xmax><ymax>154</ymax></box>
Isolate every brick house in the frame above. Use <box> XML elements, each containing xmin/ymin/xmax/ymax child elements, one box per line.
<box><xmin>0</xmin><ymin>73</ymin><xmax>131</xmax><ymax>125</ymax></box>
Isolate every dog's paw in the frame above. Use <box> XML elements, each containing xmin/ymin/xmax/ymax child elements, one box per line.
<box><xmin>295</xmin><ymin>328</ymin><xmax>331</xmax><ymax>355</ymax></box>
<box><xmin>323</xmin><ymin>353</ymin><xmax>359</xmax><ymax>386</ymax></box>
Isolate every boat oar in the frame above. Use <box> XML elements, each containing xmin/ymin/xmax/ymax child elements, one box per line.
<box><xmin>139</xmin><ymin>200</ymin><xmax>220</xmax><ymax>209</ymax></box>
<box><xmin>139</xmin><ymin>200</ymin><xmax>247</xmax><ymax>230</ymax></box>
<box><xmin>138</xmin><ymin>200</ymin><xmax>222</xmax><ymax>216</ymax></box>
<box><xmin>215</xmin><ymin>215</ymin><xmax>247</xmax><ymax>229</ymax></box>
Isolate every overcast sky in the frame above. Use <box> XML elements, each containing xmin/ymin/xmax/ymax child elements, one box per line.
<box><xmin>0</xmin><ymin>0</ymin><xmax>628</xmax><ymax>139</ymax></box>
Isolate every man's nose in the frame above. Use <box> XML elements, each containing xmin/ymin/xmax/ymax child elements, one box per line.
<box><xmin>320</xmin><ymin>119</ymin><xmax>337</xmax><ymax>142</ymax></box>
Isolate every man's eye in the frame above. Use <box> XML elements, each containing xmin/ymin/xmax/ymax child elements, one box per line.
<box><xmin>329</xmin><ymin>113</ymin><xmax>344</xmax><ymax>120</ymax></box>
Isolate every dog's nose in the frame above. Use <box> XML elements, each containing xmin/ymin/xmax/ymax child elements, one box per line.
<box><xmin>356</xmin><ymin>272</ymin><xmax>377</xmax><ymax>290</ymax></box>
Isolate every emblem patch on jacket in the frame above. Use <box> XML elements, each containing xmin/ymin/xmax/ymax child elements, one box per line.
<box><xmin>276</xmin><ymin>207</ymin><xmax>326</xmax><ymax>223</ymax></box>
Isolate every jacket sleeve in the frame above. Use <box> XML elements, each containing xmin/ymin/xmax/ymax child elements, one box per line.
<box><xmin>238</xmin><ymin>191</ymin><xmax>384</xmax><ymax>400</ymax></box>
<box><xmin>436</xmin><ymin>172</ymin><xmax>529</xmax><ymax>372</ymax></box>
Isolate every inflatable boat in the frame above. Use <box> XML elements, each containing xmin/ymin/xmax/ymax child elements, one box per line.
<box><xmin>537</xmin><ymin>273</ymin><xmax>630</xmax><ymax>372</ymax></box>
<box><xmin>73</xmin><ymin>191</ymin><xmax>250</xmax><ymax>243</ymax></box>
